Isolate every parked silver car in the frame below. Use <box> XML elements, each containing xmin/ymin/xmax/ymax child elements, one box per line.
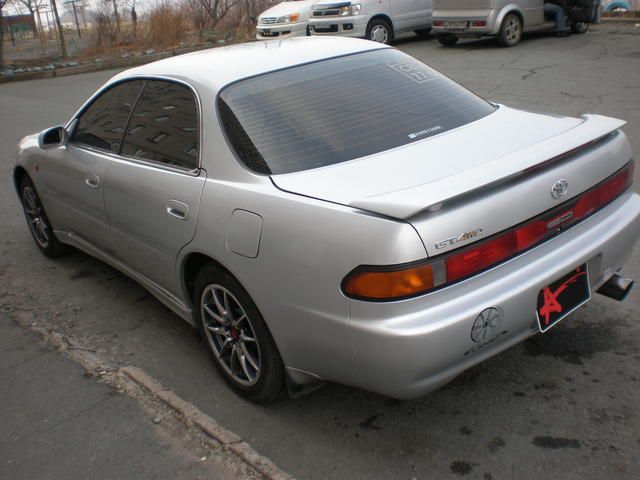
<box><xmin>14</xmin><ymin>38</ymin><xmax>639</xmax><ymax>402</ymax></box>
<box><xmin>432</xmin><ymin>0</ymin><xmax>597</xmax><ymax>47</ymax></box>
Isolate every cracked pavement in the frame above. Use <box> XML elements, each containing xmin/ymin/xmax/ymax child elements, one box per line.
<box><xmin>1</xmin><ymin>23</ymin><xmax>640</xmax><ymax>480</ymax></box>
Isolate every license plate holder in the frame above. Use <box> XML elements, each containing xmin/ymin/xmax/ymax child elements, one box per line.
<box><xmin>536</xmin><ymin>264</ymin><xmax>590</xmax><ymax>333</ymax></box>
<box><xmin>444</xmin><ymin>21</ymin><xmax>468</xmax><ymax>29</ymax></box>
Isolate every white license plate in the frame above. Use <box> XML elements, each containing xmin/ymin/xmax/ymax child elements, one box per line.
<box><xmin>316</xmin><ymin>23</ymin><xmax>330</xmax><ymax>29</ymax></box>
<box><xmin>444</xmin><ymin>21</ymin><xmax>467</xmax><ymax>29</ymax></box>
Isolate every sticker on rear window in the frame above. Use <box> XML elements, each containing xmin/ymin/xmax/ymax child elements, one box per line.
<box><xmin>408</xmin><ymin>125</ymin><xmax>442</xmax><ymax>139</ymax></box>
<box><xmin>387</xmin><ymin>62</ymin><xmax>436</xmax><ymax>83</ymax></box>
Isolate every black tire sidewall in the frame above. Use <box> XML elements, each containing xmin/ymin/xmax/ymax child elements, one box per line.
<box><xmin>414</xmin><ymin>27</ymin><xmax>432</xmax><ymax>38</ymax></box>
<box><xmin>438</xmin><ymin>34</ymin><xmax>458</xmax><ymax>46</ymax></box>
<box><xmin>194</xmin><ymin>264</ymin><xmax>284</xmax><ymax>402</ymax></box>
<box><xmin>571</xmin><ymin>22</ymin><xmax>589</xmax><ymax>34</ymax></box>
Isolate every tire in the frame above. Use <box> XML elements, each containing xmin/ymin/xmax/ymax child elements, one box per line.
<box><xmin>498</xmin><ymin>13</ymin><xmax>522</xmax><ymax>47</ymax></box>
<box><xmin>19</xmin><ymin>175</ymin><xmax>69</xmax><ymax>259</ymax></box>
<box><xmin>194</xmin><ymin>263</ymin><xmax>284</xmax><ymax>403</ymax></box>
<box><xmin>414</xmin><ymin>27</ymin><xmax>432</xmax><ymax>38</ymax></box>
<box><xmin>366</xmin><ymin>18</ymin><xmax>392</xmax><ymax>44</ymax></box>
<box><xmin>571</xmin><ymin>22</ymin><xmax>589</xmax><ymax>34</ymax></box>
<box><xmin>437</xmin><ymin>34</ymin><xmax>458</xmax><ymax>47</ymax></box>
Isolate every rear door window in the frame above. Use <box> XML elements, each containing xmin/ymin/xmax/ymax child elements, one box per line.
<box><xmin>218</xmin><ymin>49</ymin><xmax>496</xmax><ymax>175</ymax></box>
<box><xmin>121</xmin><ymin>80</ymin><xmax>199</xmax><ymax>171</ymax></box>
<box><xmin>71</xmin><ymin>80</ymin><xmax>145</xmax><ymax>153</ymax></box>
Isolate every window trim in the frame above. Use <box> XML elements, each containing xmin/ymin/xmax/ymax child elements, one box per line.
<box><xmin>66</xmin><ymin>75</ymin><xmax>203</xmax><ymax>177</ymax></box>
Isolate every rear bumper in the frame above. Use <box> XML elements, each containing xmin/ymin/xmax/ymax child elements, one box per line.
<box><xmin>256</xmin><ymin>22</ymin><xmax>308</xmax><ymax>40</ymax></box>
<box><xmin>348</xmin><ymin>192</ymin><xmax>640</xmax><ymax>399</ymax></box>
<box><xmin>308</xmin><ymin>16</ymin><xmax>368</xmax><ymax>38</ymax></box>
<box><xmin>432</xmin><ymin>9</ymin><xmax>499</xmax><ymax>36</ymax></box>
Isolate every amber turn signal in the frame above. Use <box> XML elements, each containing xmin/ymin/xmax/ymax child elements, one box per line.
<box><xmin>343</xmin><ymin>263</ymin><xmax>435</xmax><ymax>300</ymax></box>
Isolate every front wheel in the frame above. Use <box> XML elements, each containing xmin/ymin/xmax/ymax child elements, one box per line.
<box><xmin>194</xmin><ymin>264</ymin><xmax>284</xmax><ymax>403</ymax></box>
<box><xmin>437</xmin><ymin>34</ymin><xmax>458</xmax><ymax>47</ymax></box>
<box><xmin>19</xmin><ymin>175</ymin><xmax>69</xmax><ymax>258</ymax></box>
<box><xmin>366</xmin><ymin>18</ymin><xmax>393</xmax><ymax>44</ymax></box>
<box><xmin>571</xmin><ymin>22</ymin><xmax>589</xmax><ymax>34</ymax></box>
<box><xmin>498</xmin><ymin>13</ymin><xmax>522</xmax><ymax>47</ymax></box>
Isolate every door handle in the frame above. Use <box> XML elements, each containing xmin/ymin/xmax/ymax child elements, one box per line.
<box><xmin>166</xmin><ymin>200</ymin><xmax>190</xmax><ymax>221</ymax></box>
<box><xmin>85</xmin><ymin>174</ymin><xmax>100</xmax><ymax>189</ymax></box>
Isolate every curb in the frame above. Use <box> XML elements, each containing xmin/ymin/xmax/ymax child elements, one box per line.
<box><xmin>8</xmin><ymin>310</ymin><xmax>294</xmax><ymax>480</ymax></box>
<box><xmin>601</xmin><ymin>17</ymin><xmax>640</xmax><ymax>24</ymax></box>
<box><xmin>120</xmin><ymin>366</ymin><xmax>293</xmax><ymax>480</ymax></box>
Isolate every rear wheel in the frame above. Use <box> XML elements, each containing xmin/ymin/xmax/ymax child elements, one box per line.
<box><xmin>498</xmin><ymin>13</ymin><xmax>522</xmax><ymax>47</ymax></box>
<box><xmin>194</xmin><ymin>263</ymin><xmax>284</xmax><ymax>403</ymax></box>
<box><xmin>19</xmin><ymin>175</ymin><xmax>68</xmax><ymax>258</ymax></box>
<box><xmin>571</xmin><ymin>22</ymin><xmax>589</xmax><ymax>34</ymax></box>
<box><xmin>366</xmin><ymin>18</ymin><xmax>392</xmax><ymax>44</ymax></box>
<box><xmin>437</xmin><ymin>34</ymin><xmax>458</xmax><ymax>47</ymax></box>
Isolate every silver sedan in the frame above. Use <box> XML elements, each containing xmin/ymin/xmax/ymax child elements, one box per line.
<box><xmin>13</xmin><ymin>37</ymin><xmax>640</xmax><ymax>402</ymax></box>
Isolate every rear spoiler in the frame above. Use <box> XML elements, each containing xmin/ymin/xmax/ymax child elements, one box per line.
<box><xmin>349</xmin><ymin>114</ymin><xmax>627</xmax><ymax>219</ymax></box>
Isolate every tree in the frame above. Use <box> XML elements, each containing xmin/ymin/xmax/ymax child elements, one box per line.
<box><xmin>108</xmin><ymin>0</ymin><xmax>119</xmax><ymax>35</ymax></box>
<box><xmin>125</xmin><ymin>0</ymin><xmax>136</xmax><ymax>39</ymax></box>
<box><xmin>50</xmin><ymin>0</ymin><xmax>67</xmax><ymax>58</ymax></box>
<box><xmin>9</xmin><ymin>0</ymin><xmax>40</xmax><ymax>35</ymax></box>
<box><xmin>0</xmin><ymin>0</ymin><xmax>7</xmax><ymax>70</ymax></box>
<box><xmin>183</xmin><ymin>0</ymin><xmax>242</xmax><ymax>31</ymax></box>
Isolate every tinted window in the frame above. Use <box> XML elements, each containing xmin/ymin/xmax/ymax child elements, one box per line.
<box><xmin>218</xmin><ymin>49</ymin><xmax>496</xmax><ymax>175</ymax></box>
<box><xmin>72</xmin><ymin>80</ymin><xmax>144</xmax><ymax>153</ymax></box>
<box><xmin>121</xmin><ymin>81</ymin><xmax>199</xmax><ymax>170</ymax></box>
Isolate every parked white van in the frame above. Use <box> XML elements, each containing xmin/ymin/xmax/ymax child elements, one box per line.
<box><xmin>308</xmin><ymin>1</ymin><xmax>433</xmax><ymax>44</ymax></box>
<box><xmin>256</xmin><ymin>0</ymin><xmax>314</xmax><ymax>40</ymax></box>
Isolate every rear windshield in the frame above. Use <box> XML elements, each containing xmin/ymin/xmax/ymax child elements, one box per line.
<box><xmin>218</xmin><ymin>49</ymin><xmax>495</xmax><ymax>175</ymax></box>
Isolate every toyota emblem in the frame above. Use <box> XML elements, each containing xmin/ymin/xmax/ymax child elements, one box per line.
<box><xmin>551</xmin><ymin>180</ymin><xmax>569</xmax><ymax>199</ymax></box>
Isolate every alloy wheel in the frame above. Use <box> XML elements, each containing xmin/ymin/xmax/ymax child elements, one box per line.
<box><xmin>200</xmin><ymin>284</ymin><xmax>262</xmax><ymax>387</ymax></box>
<box><xmin>22</xmin><ymin>186</ymin><xmax>50</xmax><ymax>248</ymax></box>
<box><xmin>504</xmin><ymin>17</ymin><xmax>521</xmax><ymax>43</ymax></box>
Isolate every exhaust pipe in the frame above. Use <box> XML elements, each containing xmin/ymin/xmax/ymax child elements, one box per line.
<box><xmin>597</xmin><ymin>274</ymin><xmax>634</xmax><ymax>302</ymax></box>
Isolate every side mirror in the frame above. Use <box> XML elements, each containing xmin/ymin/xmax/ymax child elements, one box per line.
<box><xmin>38</xmin><ymin>125</ymin><xmax>69</xmax><ymax>150</ymax></box>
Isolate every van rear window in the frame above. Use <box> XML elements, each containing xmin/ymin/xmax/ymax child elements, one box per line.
<box><xmin>218</xmin><ymin>49</ymin><xmax>496</xmax><ymax>175</ymax></box>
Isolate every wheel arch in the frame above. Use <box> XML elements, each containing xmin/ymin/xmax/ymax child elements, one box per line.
<box><xmin>181</xmin><ymin>251</ymin><xmax>232</xmax><ymax>309</ymax></box>
<box><xmin>367</xmin><ymin>14</ymin><xmax>395</xmax><ymax>37</ymax></box>
<box><xmin>495</xmin><ymin>5</ymin><xmax>525</xmax><ymax>33</ymax></box>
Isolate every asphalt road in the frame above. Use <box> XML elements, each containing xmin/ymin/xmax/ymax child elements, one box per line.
<box><xmin>0</xmin><ymin>314</ymin><xmax>242</xmax><ymax>480</ymax></box>
<box><xmin>1</xmin><ymin>24</ymin><xmax>640</xmax><ymax>480</ymax></box>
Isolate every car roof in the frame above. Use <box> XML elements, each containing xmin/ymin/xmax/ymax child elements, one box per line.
<box><xmin>111</xmin><ymin>37</ymin><xmax>389</xmax><ymax>93</ymax></box>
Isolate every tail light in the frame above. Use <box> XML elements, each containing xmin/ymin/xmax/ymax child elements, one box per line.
<box><xmin>342</xmin><ymin>162</ymin><xmax>634</xmax><ymax>301</ymax></box>
<box><xmin>433</xmin><ymin>20</ymin><xmax>444</xmax><ymax>27</ymax></box>
<box><xmin>471</xmin><ymin>21</ymin><xmax>487</xmax><ymax>27</ymax></box>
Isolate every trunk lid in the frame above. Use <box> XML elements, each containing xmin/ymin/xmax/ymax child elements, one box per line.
<box><xmin>271</xmin><ymin>106</ymin><xmax>630</xmax><ymax>255</ymax></box>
